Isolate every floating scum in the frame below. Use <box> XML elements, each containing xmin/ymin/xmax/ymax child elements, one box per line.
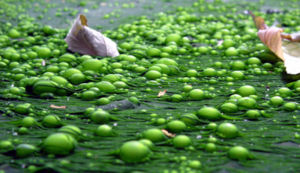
<box><xmin>0</xmin><ymin>0</ymin><xmax>300</xmax><ymax>172</ymax></box>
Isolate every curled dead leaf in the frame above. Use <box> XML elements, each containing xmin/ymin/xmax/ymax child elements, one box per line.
<box><xmin>250</xmin><ymin>11</ymin><xmax>300</xmax><ymax>75</ymax></box>
<box><xmin>157</xmin><ymin>90</ymin><xmax>167</xmax><ymax>97</ymax></box>
<box><xmin>257</xmin><ymin>27</ymin><xmax>284</xmax><ymax>60</ymax></box>
<box><xmin>249</xmin><ymin>11</ymin><xmax>268</xmax><ymax>30</ymax></box>
<box><xmin>282</xmin><ymin>41</ymin><xmax>300</xmax><ymax>74</ymax></box>
<box><xmin>50</xmin><ymin>104</ymin><xmax>66</xmax><ymax>109</ymax></box>
<box><xmin>65</xmin><ymin>14</ymin><xmax>119</xmax><ymax>57</ymax></box>
<box><xmin>162</xmin><ymin>129</ymin><xmax>176</xmax><ymax>138</ymax></box>
<box><xmin>282</xmin><ymin>32</ymin><xmax>300</xmax><ymax>42</ymax></box>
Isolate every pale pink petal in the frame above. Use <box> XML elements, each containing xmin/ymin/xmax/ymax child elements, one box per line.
<box><xmin>217</xmin><ymin>40</ymin><xmax>223</xmax><ymax>46</ymax></box>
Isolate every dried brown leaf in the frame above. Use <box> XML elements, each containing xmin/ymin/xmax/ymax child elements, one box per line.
<box><xmin>80</xmin><ymin>14</ymin><xmax>88</xmax><ymax>26</ymax></box>
<box><xmin>157</xmin><ymin>90</ymin><xmax>167</xmax><ymax>97</ymax></box>
<box><xmin>282</xmin><ymin>32</ymin><xmax>300</xmax><ymax>42</ymax></box>
<box><xmin>251</xmin><ymin>12</ymin><xmax>300</xmax><ymax>74</ymax></box>
<box><xmin>249</xmin><ymin>11</ymin><xmax>268</xmax><ymax>30</ymax></box>
<box><xmin>282</xmin><ymin>41</ymin><xmax>300</xmax><ymax>74</ymax></box>
<box><xmin>257</xmin><ymin>27</ymin><xmax>284</xmax><ymax>60</ymax></box>
<box><xmin>65</xmin><ymin>14</ymin><xmax>119</xmax><ymax>57</ymax></box>
<box><xmin>162</xmin><ymin>129</ymin><xmax>176</xmax><ymax>138</ymax></box>
<box><xmin>50</xmin><ymin>104</ymin><xmax>66</xmax><ymax>109</ymax></box>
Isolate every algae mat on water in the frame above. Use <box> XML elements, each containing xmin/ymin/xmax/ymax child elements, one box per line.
<box><xmin>0</xmin><ymin>0</ymin><xmax>300</xmax><ymax>172</ymax></box>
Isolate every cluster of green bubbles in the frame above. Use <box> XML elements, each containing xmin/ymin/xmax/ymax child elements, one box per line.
<box><xmin>0</xmin><ymin>125</ymin><xmax>81</xmax><ymax>157</ymax></box>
